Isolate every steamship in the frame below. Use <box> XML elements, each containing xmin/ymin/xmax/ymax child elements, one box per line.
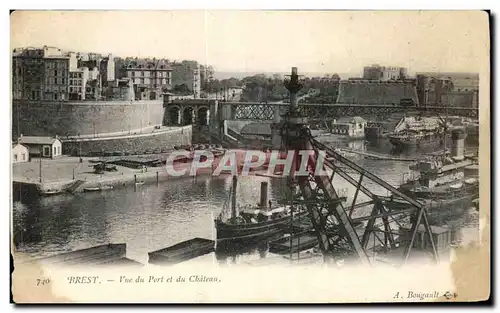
<box><xmin>389</xmin><ymin>128</ymin><xmax>479</xmax><ymax>223</ymax></box>
<box><xmin>388</xmin><ymin>116</ymin><xmax>449</xmax><ymax>148</ymax></box>
<box><xmin>215</xmin><ymin>176</ymin><xmax>308</xmax><ymax>242</ymax></box>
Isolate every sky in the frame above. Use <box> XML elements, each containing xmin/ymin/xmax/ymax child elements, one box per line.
<box><xmin>10</xmin><ymin>10</ymin><xmax>489</xmax><ymax>76</ymax></box>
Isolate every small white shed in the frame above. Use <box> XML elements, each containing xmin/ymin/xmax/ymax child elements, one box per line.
<box><xmin>18</xmin><ymin>135</ymin><xmax>63</xmax><ymax>159</ymax></box>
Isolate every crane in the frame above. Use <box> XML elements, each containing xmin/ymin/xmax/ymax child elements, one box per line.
<box><xmin>278</xmin><ymin>67</ymin><xmax>439</xmax><ymax>265</ymax></box>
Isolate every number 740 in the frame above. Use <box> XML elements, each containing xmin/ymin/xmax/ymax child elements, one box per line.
<box><xmin>36</xmin><ymin>278</ymin><xmax>50</xmax><ymax>286</ymax></box>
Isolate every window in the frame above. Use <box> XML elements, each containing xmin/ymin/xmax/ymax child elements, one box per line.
<box><xmin>55</xmin><ymin>70</ymin><xmax>58</xmax><ymax>76</ymax></box>
<box><xmin>141</xmin><ymin>71</ymin><xmax>145</xmax><ymax>77</ymax></box>
<box><xmin>22</xmin><ymin>153</ymin><xmax>26</xmax><ymax>161</ymax></box>
<box><xmin>14</xmin><ymin>154</ymin><xmax>17</xmax><ymax>162</ymax></box>
<box><xmin>53</xmin><ymin>147</ymin><xmax>56</xmax><ymax>155</ymax></box>
<box><xmin>54</xmin><ymin>93</ymin><xmax>58</xmax><ymax>100</ymax></box>
<box><xmin>44</xmin><ymin>147</ymin><xmax>50</xmax><ymax>156</ymax></box>
<box><xmin>57</xmin><ymin>146</ymin><xmax>61</xmax><ymax>154</ymax></box>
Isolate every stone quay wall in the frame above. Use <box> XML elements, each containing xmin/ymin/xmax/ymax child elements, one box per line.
<box><xmin>62</xmin><ymin>126</ymin><xmax>192</xmax><ymax>157</ymax></box>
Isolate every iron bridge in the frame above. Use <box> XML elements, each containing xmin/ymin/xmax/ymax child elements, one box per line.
<box><xmin>225</xmin><ymin>102</ymin><xmax>479</xmax><ymax>120</ymax></box>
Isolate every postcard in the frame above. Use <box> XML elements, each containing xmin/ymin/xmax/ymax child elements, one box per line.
<box><xmin>10</xmin><ymin>10</ymin><xmax>490</xmax><ymax>303</ymax></box>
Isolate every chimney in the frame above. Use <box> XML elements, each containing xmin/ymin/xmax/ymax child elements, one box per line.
<box><xmin>231</xmin><ymin>175</ymin><xmax>238</xmax><ymax>220</ymax></box>
<box><xmin>260</xmin><ymin>181</ymin><xmax>268</xmax><ymax>208</ymax></box>
<box><xmin>451</xmin><ymin>128</ymin><xmax>467</xmax><ymax>160</ymax></box>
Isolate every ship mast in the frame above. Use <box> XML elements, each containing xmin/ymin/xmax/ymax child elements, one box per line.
<box><xmin>442</xmin><ymin>79</ymin><xmax>449</xmax><ymax>159</ymax></box>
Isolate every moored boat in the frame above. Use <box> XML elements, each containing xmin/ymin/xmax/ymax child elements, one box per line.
<box><xmin>393</xmin><ymin>128</ymin><xmax>479</xmax><ymax>223</ymax></box>
<box><xmin>148</xmin><ymin>238</ymin><xmax>214</xmax><ymax>265</ymax></box>
<box><xmin>388</xmin><ymin>115</ymin><xmax>449</xmax><ymax>148</ymax></box>
<box><xmin>40</xmin><ymin>189</ymin><xmax>64</xmax><ymax>196</ymax></box>
<box><xmin>215</xmin><ymin>176</ymin><xmax>308</xmax><ymax>242</ymax></box>
<box><xmin>83</xmin><ymin>185</ymin><xmax>114</xmax><ymax>192</ymax></box>
<box><xmin>269</xmin><ymin>231</ymin><xmax>318</xmax><ymax>255</ymax></box>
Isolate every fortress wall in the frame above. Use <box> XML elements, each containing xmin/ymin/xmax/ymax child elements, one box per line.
<box><xmin>337</xmin><ymin>81</ymin><xmax>418</xmax><ymax>105</ymax></box>
<box><xmin>12</xmin><ymin>100</ymin><xmax>165</xmax><ymax>138</ymax></box>
<box><xmin>441</xmin><ymin>92</ymin><xmax>477</xmax><ymax>108</ymax></box>
<box><xmin>62</xmin><ymin>126</ymin><xmax>192</xmax><ymax>156</ymax></box>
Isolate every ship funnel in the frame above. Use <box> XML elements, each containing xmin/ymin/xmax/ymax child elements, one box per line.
<box><xmin>260</xmin><ymin>181</ymin><xmax>268</xmax><ymax>208</ymax></box>
<box><xmin>451</xmin><ymin>127</ymin><xmax>467</xmax><ymax>160</ymax></box>
<box><xmin>231</xmin><ymin>175</ymin><xmax>238</xmax><ymax>220</ymax></box>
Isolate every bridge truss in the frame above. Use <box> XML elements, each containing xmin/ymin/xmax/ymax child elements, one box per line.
<box><xmin>229</xmin><ymin>102</ymin><xmax>478</xmax><ymax>121</ymax></box>
<box><xmin>279</xmin><ymin>68</ymin><xmax>439</xmax><ymax>265</ymax></box>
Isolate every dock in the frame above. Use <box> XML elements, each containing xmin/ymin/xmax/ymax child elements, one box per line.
<box><xmin>336</xmin><ymin>148</ymin><xmax>421</xmax><ymax>162</ymax></box>
<box><xmin>22</xmin><ymin>243</ymin><xmax>143</xmax><ymax>267</ymax></box>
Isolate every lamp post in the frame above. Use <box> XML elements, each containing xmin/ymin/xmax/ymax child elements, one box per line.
<box><xmin>39</xmin><ymin>146</ymin><xmax>42</xmax><ymax>183</ymax></box>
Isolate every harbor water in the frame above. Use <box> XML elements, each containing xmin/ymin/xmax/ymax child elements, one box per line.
<box><xmin>12</xmin><ymin>138</ymin><xmax>480</xmax><ymax>265</ymax></box>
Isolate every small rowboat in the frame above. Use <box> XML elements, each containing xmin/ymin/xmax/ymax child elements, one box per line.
<box><xmin>40</xmin><ymin>189</ymin><xmax>63</xmax><ymax>196</ymax></box>
<box><xmin>83</xmin><ymin>185</ymin><xmax>114</xmax><ymax>192</ymax></box>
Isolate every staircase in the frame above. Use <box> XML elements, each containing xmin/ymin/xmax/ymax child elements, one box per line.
<box><xmin>65</xmin><ymin>179</ymin><xmax>86</xmax><ymax>193</ymax></box>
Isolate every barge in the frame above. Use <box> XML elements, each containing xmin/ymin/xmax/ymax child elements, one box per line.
<box><xmin>148</xmin><ymin>238</ymin><xmax>215</xmax><ymax>265</ymax></box>
<box><xmin>268</xmin><ymin>231</ymin><xmax>319</xmax><ymax>255</ymax></box>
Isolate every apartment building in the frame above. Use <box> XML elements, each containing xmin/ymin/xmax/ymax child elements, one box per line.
<box><xmin>12</xmin><ymin>46</ymin><xmax>77</xmax><ymax>101</ymax></box>
<box><xmin>120</xmin><ymin>57</ymin><xmax>173</xmax><ymax>100</ymax></box>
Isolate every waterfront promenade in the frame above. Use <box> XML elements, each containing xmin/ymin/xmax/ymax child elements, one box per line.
<box><xmin>12</xmin><ymin>155</ymin><xmax>219</xmax><ymax>194</ymax></box>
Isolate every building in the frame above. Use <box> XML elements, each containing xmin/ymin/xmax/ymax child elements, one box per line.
<box><xmin>104</xmin><ymin>78</ymin><xmax>135</xmax><ymax>101</ymax></box>
<box><xmin>119</xmin><ymin>57</ymin><xmax>173</xmax><ymax>100</ymax></box>
<box><xmin>363</xmin><ymin>64</ymin><xmax>408</xmax><ymax>81</ymax></box>
<box><xmin>417</xmin><ymin>72</ymin><xmax>479</xmax><ymax>92</ymax></box>
<box><xmin>12</xmin><ymin>143</ymin><xmax>29</xmax><ymax>163</ymax></box>
<box><xmin>12</xmin><ymin>46</ymin><xmax>78</xmax><ymax>101</ymax></box>
<box><xmin>416</xmin><ymin>73</ymin><xmax>478</xmax><ymax>108</ymax></box>
<box><xmin>330</xmin><ymin>116</ymin><xmax>367</xmax><ymax>139</ymax></box>
<box><xmin>18</xmin><ymin>135</ymin><xmax>63</xmax><ymax>158</ymax></box>
<box><xmin>68</xmin><ymin>67</ymin><xmax>89</xmax><ymax>100</ymax></box>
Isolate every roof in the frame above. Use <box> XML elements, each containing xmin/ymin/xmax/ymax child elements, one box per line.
<box><xmin>12</xmin><ymin>143</ymin><xmax>28</xmax><ymax>149</ymax></box>
<box><xmin>18</xmin><ymin>136</ymin><xmax>60</xmax><ymax>145</ymax></box>
<box><xmin>123</xmin><ymin>57</ymin><xmax>173</xmax><ymax>71</ymax></box>
<box><xmin>351</xmin><ymin>116</ymin><xmax>366</xmax><ymax>123</ymax></box>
